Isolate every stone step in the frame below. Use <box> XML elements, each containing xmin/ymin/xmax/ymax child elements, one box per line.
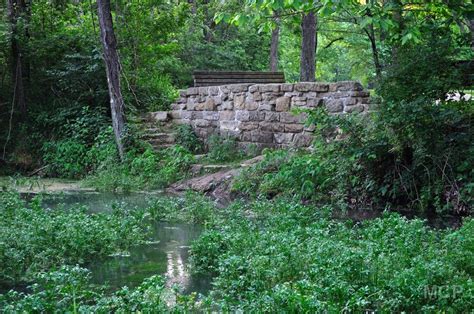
<box><xmin>143</xmin><ymin>125</ymin><xmax>175</xmax><ymax>133</ymax></box>
<box><xmin>146</xmin><ymin>135</ymin><xmax>176</xmax><ymax>145</ymax></box>
<box><xmin>150</xmin><ymin>144</ymin><xmax>174</xmax><ymax>151</ymax></box>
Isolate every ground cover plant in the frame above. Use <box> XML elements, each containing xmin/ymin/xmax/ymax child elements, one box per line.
<box><xmin>1</xmin><ymin>196</ymin><xmax>473</xmax><ymax>312</ymax></box>
<box><xmin>0</xmin><ymin>266</ymin><xmax>196</xmax><ymax>313</ymax></box>
<box><xmin>0</xmin><ymin>191</ymin><xmax>148</xmax><ymax>284</ymax></box>
<box><xmin>190</xmin><ymin>199</ymin><xmax>474</xmax><ymax>312</ymax></box>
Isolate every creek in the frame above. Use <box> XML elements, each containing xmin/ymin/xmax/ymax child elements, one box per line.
<box><xmin>21</xmin><ymin>191</ymin><xmax>212</xmax><ymax>294</ymax></box>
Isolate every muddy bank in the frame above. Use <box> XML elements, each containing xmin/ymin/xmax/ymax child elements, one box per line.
<box><xmin>0</xmin><ymin>177</ymin><xmax>96</xmax><ymax>194</ymax></box>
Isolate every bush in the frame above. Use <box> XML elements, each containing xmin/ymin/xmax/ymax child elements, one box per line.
<box><xmin>42</xmin><ymin>139</ymin><xmax>89</xmax><ymax>179</ymax></box>
<box><xmin>145</xmin><ymin>191</ymin><xmax>216</xmax><ymax>224</ymax></box>
<box><xmin>86</xmin><ymin>145</ymin><xmax>195</xmax><ymax>191</ymax></box>
<box><xmin>206</xmin><ymin>134</ymin><xmax>242</xmax><ymax>163</ymax></box>
<box><xmin>175</xmin><ymin>124</ymin><xmax>203</xmax><ymax>154</ymax></box>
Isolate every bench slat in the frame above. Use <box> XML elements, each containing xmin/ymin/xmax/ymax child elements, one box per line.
<box><xmin>193</xmin><ymin>70</ymin><xmax>285</xmax><ymax>87</ymax></box>
<box><xmin>195</xmin><ymin>78</ymin><xmax>284</xmax><ymax>83</ymax></box>
<box><xmin>193</xmin><ymin>71</ymin><xmax>283</xmax><ymax>76</ymax></box>
<box><xmin>194</xmin><ymin>74</ymin><xmax>284</xmax><ymax>79</ymax></box>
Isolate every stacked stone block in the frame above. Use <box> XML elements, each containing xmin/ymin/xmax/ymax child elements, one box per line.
<box><xmin>169</xmin><ymin>81</ymin><xmax>370</xmax><ymax>148</ymax></box>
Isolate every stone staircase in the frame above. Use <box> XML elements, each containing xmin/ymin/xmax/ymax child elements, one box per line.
<box><xmin>139</xmin><ymin>112</ymin><xmax>177</xmax><ymax>151</ymax></box>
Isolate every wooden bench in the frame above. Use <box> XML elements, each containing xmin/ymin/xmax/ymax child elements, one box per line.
<box><xmin>193</xmin><ymin>71</ymin><xmax>285</xmax><ymax>87</ymax></box>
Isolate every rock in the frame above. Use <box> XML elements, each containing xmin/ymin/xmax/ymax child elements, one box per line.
<box><xmin>280</xmin><ymin>83</ymin><xmax>294</xmax><ymax>92</ymax></box>
<box><xmin>220</xmin><ymin>101</ymin><xmax>233</xmax><ymax>110</ymax></box>
<box><xmin>259</xmin><ymin>84</ymin><xmax>280</xmax><ymax>93</ymax></box>
<box><xmin>245</xmin><ymin>102</ymin><xmax>259</xmax><ymax>111</ymax></box>
<box><xmin>274</xmin><ymin>132</ymin><xmax>295</xmax><ymax>144</ymax></box>
<box><xmin>203</xmin><ymin>111</ymin><xmax>219</xmax><ymax>121</ymax></box>
<box><xmin>258</xmin><ymin>103</ymin><xmax>274</xmax><ymax>111</ymax></box>
<box><xmin>325</xmin><ymin>99</ymin><xmax>344</xmax><ymax>113</ymax></box>
<box><xmin>219</xmin><ymin>111</ymin><xmax>235</xmax><ymax>121</ymax></box>
<box><xmin>234</xmin><ymin>95</ymin><xmax>245</xmax><ymax>109</ymax></box>
<box><xmin>259</xmin><ymin>121</ymin><xmax>280</xmax><ymax>132</ymax></box>
<box><xmin>239</xmin><ymin>122</ymin><xmax>259</xmax><ymax>131</ymax></box>
<box><xmin>293</xmin><ymin>133</ymin><xmax>313</xmax><ymax>147</ymax></box>
<box><xmin>284</xmin><ymin>123</ymin><xmax>304</xmax><ymax>133</ymax></box>
<box><xmin>168</xmin><ymin>168</ymin><xmax>240</xmax><ymax>194</ymax></box>
<box><xmin>344</xmin><ymin>104</ymin><xmax>365</xmax><ymax>113</ymax></box>
<box><xmin>276</xmin><ymin>97</ymin><xmax>290</xmax><ymax>112</ymax></box>
<box><xmin>240</xmin><ymin>155</ymin><xmax>264</xmax><ymax>167</ymax></box>
<box><xmin>236</xmin><ymin>110</ymin><xmax>250</xmax><ymax>122</ymax></box>
<box><xmin>186</xmin><ymin>87</ymin><xmax>199</xmax><ymax>96</ymax></box>
<box><xmin>264</xmin><ymin>112</ymin><xmax>279</xmax><ymax>122</ymax></box>
<box><xmin>280</xmin><ymin>112</ymin><xmax>306</xmax><ymax>124</ymax></box>
<box><xmin>229</xmin><ymin>84</ymin><xmax>251</xmax><ymax>93</ymax></box>
<box><xmin>220</xmin><ymin>120</ymin><xmax>240</xmax><ymax>132</ymax></box>
<box><xmin>150</xmin><ymin>111</ymin><xmax>169</xmax><ymax>122</ymax></box>
<box><xmin>329</xmin><ymin>81</ymin><xmax>363</xmax><ymax>92</ymax></box>
<box><xmin>203</xmin><ymin>98</ymin><xmax>216</xmax><ymax>110</ymax></box>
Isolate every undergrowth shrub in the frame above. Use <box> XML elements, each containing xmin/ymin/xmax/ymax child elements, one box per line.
<box><xmin>206</xmin><ymin>134</ymin><xmax>242</xmax><ymax>163</ymax></box>
<box><xmin>145</xmin><ymin>192</ymin><xmax>216</xmax><ymax>224</ymax></box>
<box><xmin>233</xmin><ymin>32</ymin><xmax>473</xmax><ymax>214</ymax></box>
<box><xmin>175</xmin><ymin>124</ymin><xmax>203</xmax><ymax>154</ymax></box>
<box><xmin>42</xmin><ymin>139</ymin><xmax>89</xmax><ymax>179</ymax></box>
<box><xmin>86</xmin><ymin>145</ymin><xmax>195</xmax><ymax>191</ymax></box>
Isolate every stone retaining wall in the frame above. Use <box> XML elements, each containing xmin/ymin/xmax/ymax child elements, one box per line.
<box><xmin>167</xmin><ymin>81</ymin><xmax>370</xmax><ymax>148</ymax></box>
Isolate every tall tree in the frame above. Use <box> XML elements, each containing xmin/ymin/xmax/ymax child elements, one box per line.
<box><xmin>269</xmin><ymin>13</ymin><xmax>280</xmax><ymax>71</ymax></box>
<box><xmin>7</xmin><ymin>0</ymin><xmax>27</xmax><ymax>116</ymax></box>
<box><xmin>300</xmin><ymin>11</ymin><xmax>317</xmax><ymax>81</ymax></box>
<box><xmin>97</xmin><ymin>0</ymin><xmax>126</xmax><ymax>161</ymax></box>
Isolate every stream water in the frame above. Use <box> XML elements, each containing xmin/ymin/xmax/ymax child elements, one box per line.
<box><xmin>23</xmin><ymin>191</ymin><xmax>212</xmax><ymax>294</ymax></box>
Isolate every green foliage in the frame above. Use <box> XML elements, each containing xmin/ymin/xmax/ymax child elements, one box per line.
<box><xmin>0</xmin><ymin>191</ymin><xmax>147</xmax><ymax>283</ymax></box>
<box><xmin>236</xmin><ymin>96</ymin><xmax>473</xmax><ymax>213</ymax></box>
<box><xmin>0</xmin><ymin>194</ymin><xmax>472</xmax><ymax>312</ymax></box>
<box><xmin>175</xmin><ymin>124</ymin><xmax>203</xmax><ymax>154</ymax></box>
<box><xmin>206</xmin><ymin>134</ymin><xmax>242</xmax><ymax>163</ymax></box>
<box><xmin>234</xmin><ymin>140</ymin><xmax>356</xmax><ymax>202</ymax></box>
<box><xmin>379</xmin><ymin>26</ymin><xmax>464</xmax><ymax>103</ymax></box>
<box><xmin>86</xmin><ymin>145</ymin><xmax>195</xmax><ymax>192</ymax></box>
<box><xmin>42</xmin><ymin>140</ymin><xmax>89</xmax><ymax>179</ymax></box>
<box><xmin>0</xmin><ymin>266</ymin><xmax>171</xmax><ymax>313</ymax></box>
<box><xmin>145</xmin><ymin>192</ymin><xmax>216</xmax><ymax>225</ymax></box>
<box><xmin>190</xmin><ymin>199</ymin><xmax>474</xmax><ymax>312</ymax></box>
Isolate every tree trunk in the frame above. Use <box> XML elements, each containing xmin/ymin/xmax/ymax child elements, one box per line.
<box><xmin>366</xmin><ymin>25</ymin><xmax>382</xmax><ymax>79</ymax></box>
<box><xmin>470</xmin><ymin>19</ymin><xmax>474</xmax><ymax>52</ymax></box>
<box><xmin>366</xmin><ymin>0</ymin><xmax>382</xmax><ymax>80</ymax></box>
<box><xmin>97</xmin><ymin>0</ymin><xmax>126</xmax><ymax>161</ymax></box>
<box><xmin>7</xmin><ymin>0</ymin><xmax>27</xmax><ymax>116</ymax></box>
<box><xmin>391</xmin><ymin>0</ymin><xmax>403</xmax><ymax>64</ymax></box>
<box><xmin>269</xmin><ymin>14</ymin><xmax>280</xmax><ymax>72</ymax></box>
<box><xmin>300</xmin><ymin>11</ymin><xmax>317</xmax><ymax>82</ymax></box>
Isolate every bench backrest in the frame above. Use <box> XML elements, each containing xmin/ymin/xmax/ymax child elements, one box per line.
<box><xmin>193</xmin><ymin>71</ymin><xmax>285</xmax><ymax>87</ymax></box>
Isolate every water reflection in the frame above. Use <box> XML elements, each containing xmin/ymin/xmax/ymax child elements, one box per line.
<box><xmin>88</xmin><ymin>222</ymin><xmax>211</xmax><ymax>294</ymax></box>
